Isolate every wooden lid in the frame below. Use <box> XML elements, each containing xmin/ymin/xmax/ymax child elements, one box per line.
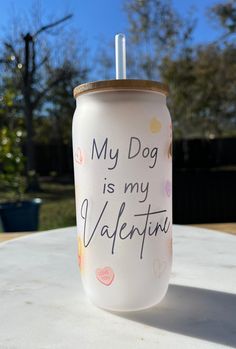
<box><xmin>73</xmin><ymin>79</ymin><xmax>168</xmax><ymax>98</ymax></box>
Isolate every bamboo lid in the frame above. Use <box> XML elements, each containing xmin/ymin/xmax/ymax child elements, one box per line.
<box><xmin>73</xmin><ymin>79</ymin><xmax>169</xmax><ymax>98</ymax></box>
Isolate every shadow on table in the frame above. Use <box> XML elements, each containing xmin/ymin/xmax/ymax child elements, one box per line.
<box><xmin>113</xmin><ymin>284</ymin><xmax>236</xmax><ymax>347</ymax></box>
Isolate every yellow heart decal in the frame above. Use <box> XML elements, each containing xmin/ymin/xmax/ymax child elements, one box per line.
<box><xmin>78</xmin><ymin>236</ymin><xmax>85</xmax><ymax>273</ymax></box>
<box><xmin>150</xmin><ymin>117</ymin><xmax>162</xmax><ymax>133</ymax></box>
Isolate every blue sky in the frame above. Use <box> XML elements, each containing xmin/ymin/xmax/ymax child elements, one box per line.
<box><xmin>0</xmin><ymin>0</ymin><xmax>222</xmax><ymax>78</ymax></box>
<box><xmin>0</xmin><ymin>0</ymin><xmax>222</xmax><ymax>43</ymax></box>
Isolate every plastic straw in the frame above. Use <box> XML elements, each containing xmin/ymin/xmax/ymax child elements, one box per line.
<box><xmin>115</xmin><ymin>33</ymin><xmax>126</xmax><ymax>79</ymax></box>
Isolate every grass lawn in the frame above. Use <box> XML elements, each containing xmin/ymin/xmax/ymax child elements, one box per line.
<box><xmin>0</xmin><ymin>178</ymin><xmax>76</xmax><ymax>231</ymax></box>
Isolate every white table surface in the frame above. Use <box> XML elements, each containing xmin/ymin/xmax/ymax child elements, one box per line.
<box><xmin>0</xmin><ymin>225</ymin><xmax>235</xmax><ymax>349</ymax></box>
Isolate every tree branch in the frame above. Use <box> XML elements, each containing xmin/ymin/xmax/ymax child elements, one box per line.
<box><xmin>3</xmin><ymin>42</ymin><xmax>24</xmax><ymax>78</ymax></box>
<box><xmin>4</xmin><ymin>42</ymin><xmax>22</xmax><ymax>65</ymax></box>
<box><xmin>33</xmin><ymin>14</ymin><xmax>73</xmax><ymax>38</ymax></box>
<box><xmin>211</xmin><ymin>31</ymin><xmax>236</xmax><ymax>45</ymax></box>
<box><xmin>32</xmin><ymin>73</ymin><xmax>65</xmax><ymax>108</ymax></box>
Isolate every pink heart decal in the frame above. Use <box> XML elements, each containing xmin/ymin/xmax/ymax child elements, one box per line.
<box><xmin>75</xmin><ymin>147</ymin><xmax>85</xmax><ymax>165</ymax></box>
<box><xmin>165</xmin><ymin>180</ymin><xmax>172</xmax><ymax>197</ymax></box>
<box><xmin>96</xmin><ymin>267</ymin><xmax>115</xmax><ymax>286</ymax></box>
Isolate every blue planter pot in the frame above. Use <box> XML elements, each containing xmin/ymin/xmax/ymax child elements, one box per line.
<box><xmin>0</xmin><ymin>198</ymin><xmax>42</xmax><ymax>232</ymax></box>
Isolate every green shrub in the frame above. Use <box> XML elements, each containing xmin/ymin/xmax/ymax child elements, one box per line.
<box><xmin>0</xmin><ymin>127</ymin><xmax>25</xmax><ymax>201</ymax></box>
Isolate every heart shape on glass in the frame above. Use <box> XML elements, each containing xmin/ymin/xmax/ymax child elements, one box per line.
<box><xmin>165</xmin><ymin>180</ymin><xmax>172</xmax><ymax>197</ymax></box>
<box><xmin>150</xmin><ymin>117</ymin><xmax>162</xmax><ymax>133</ymax></box>
<box><xmin>77</xmin><ymin>236</ymin><xmax>85</xmax><ymax>273</ymax></box>
<box><xmin>75</xmin><ymin>147</ymin><xmax>85</xmax><ymax>165</ymax></box>
<box><xmin>153</xmin><ymin>259</ymin><xmax>167</xmax><ymax>278</ymax></box>
<box><xmin>96</xmin><ymin>267</ymin><xmax>115</xmax><ymax>286</ymax></box>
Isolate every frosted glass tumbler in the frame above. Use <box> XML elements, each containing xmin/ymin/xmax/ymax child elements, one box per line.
<box><xmin>72</xmin><ymin>80</ymin><xmax>172</xmax><ymax>311</ymax></box>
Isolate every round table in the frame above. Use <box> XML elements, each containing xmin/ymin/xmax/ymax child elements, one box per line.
<box><xmin>0</xmin><ymin>226</ymin><xmax>235</xmax><ymax>349</ymax></box>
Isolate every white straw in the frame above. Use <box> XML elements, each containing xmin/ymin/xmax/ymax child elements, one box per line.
<box><xmin>115</xmin><ymin>33</ymin><xmax>126</xmax><ymax>79</ymax></box>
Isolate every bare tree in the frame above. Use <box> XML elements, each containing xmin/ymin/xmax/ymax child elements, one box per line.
<box><xmin>2</xmin><ymin>15</ymin><xmax>72</xmax><ymax>178</ymax></box>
